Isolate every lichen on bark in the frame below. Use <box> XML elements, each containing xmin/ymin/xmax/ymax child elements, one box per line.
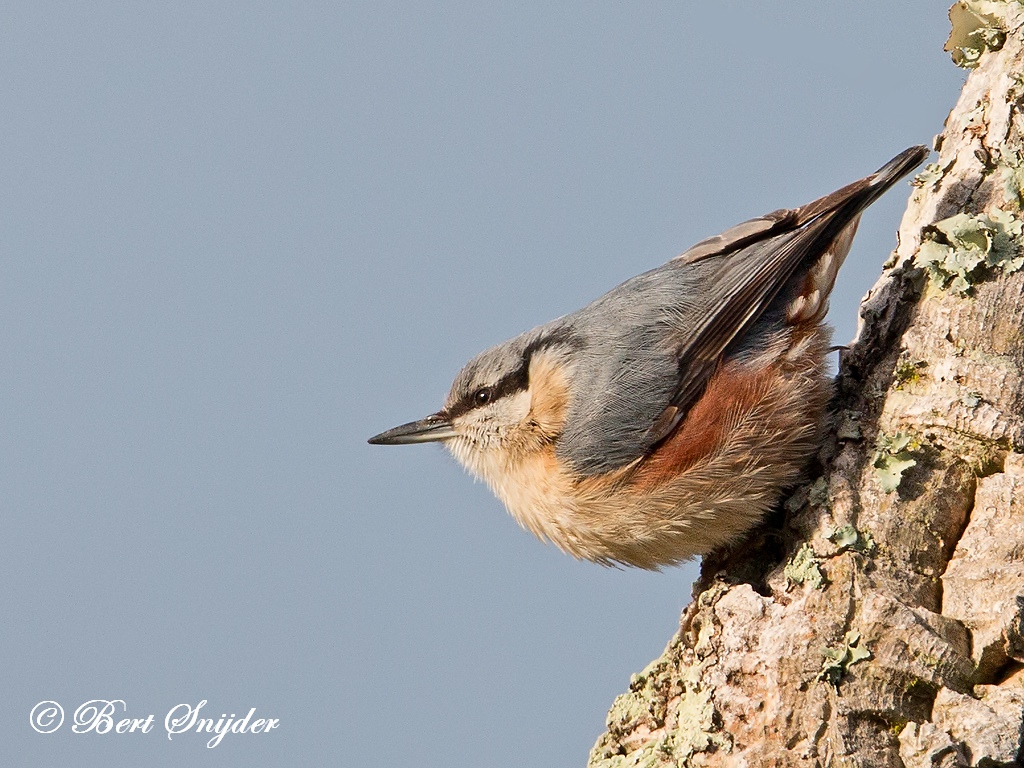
<box><xmin>589</xmin><ymin>3</ymin><xmax>1024</xmax><ymax>766</ymax></box>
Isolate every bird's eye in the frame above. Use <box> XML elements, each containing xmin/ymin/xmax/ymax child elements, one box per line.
<box><xmin>473</xmin><ymin>388</ymin><xmax>492</xmax><ymax>406</ymax></box>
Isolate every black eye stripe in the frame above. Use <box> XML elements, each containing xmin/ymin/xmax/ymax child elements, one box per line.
<box><xmin>448</xmin><ymin>367</ymin><xmax>527</xmax><ymax>418</ymax></box>
<box><xmin>481</xmin><ymin>369</ymin><xmax>527</xmax><ymax>407</ymax></box>
<box><xmin>446</xmin><ymin>329</ymin><xmax>581</xmax><ymax>419</ymax></box>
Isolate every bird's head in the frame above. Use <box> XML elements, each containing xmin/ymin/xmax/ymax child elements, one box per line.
<box><xmin>368</xmin><ymin>327</ymin><xmax>578</xmax><ymax>478</ymax></box>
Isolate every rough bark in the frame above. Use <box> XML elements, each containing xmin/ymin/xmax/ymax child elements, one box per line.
<box><xmin>589</xmin><ymin>3</ymin><xmax>1024</xmax><ymax>766</ymax></box>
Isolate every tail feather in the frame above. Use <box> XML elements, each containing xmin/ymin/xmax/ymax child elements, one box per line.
<box><xmin>678</xmin><ymin>145</ymin><xmax>929</xmax><ymax>266</ymax></box>
<box><xmin>792</xmin><ymin>145</ymin><xmax>929</xmax><ymax>227</ymax></box>
<box><xmin>783</xmin><ymin>144</ymin><xmax>929</xmax><ymax>324</ymax></box>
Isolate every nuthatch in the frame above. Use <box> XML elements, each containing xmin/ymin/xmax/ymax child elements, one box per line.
<box><xmin>369</xmin><ymin>146</ymin><xmax>928</xmax><ymax>569</ymax></box>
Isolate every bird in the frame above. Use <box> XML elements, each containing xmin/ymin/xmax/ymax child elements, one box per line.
<box><xmin>368</xmin><ymin>146</ymin><xmax>928</xmax><ymax>569</ymax></box>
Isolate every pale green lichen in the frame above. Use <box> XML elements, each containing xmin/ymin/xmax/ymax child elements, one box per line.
<box><xmin>916</xmin><ymin>210</ymin><xmax>1024</xmax><ymax>294</ymax></box>
<box><xmin>827</xmin><ymin>524</ymin><xmax>876</xmax><ymax>556</ymax></box>
<box><xmin>912</xmin><ymin>161</ymin><xmax>947</xmax><ymax>188</ymax></box>
<box><xmin>961</xmin><ymin>391</ymin><xmax>984</xmax><ymax>408</ymax></box>
<box><xmin>873</xmin><ymin>432</ymin><xmax>921</xmax><ymax>493</ymax></box>
<box><xmin>692</xmin><ymin>614</ymin><xmax>716</xmax><ymax>660</ymax></box>
<box><xmin>606</xmin><ymin>689</ymin><xmax>654</xmax><ymax>732</ymax></box>
<box><xmin>608</xmin><ymin>657</ymin><xmax>670</xmax><ymax>731</ymax></box>
<box><xmin>589</xmin><ymin>748</ymin><xmax>661</xmax><ymax>768</ymax></box>
<box><xmin>819</xmin><ymin>631</ymin><xmax>872</xmax><ymax>687</ymax></box>
<box><xmin>592</xmin><ymin>662</ymin><xmax>731</xmax><ymax>767</ymax></box>
<box><xmin>784</xmin><ymin>543</ymin><xmax>825</xmax><ymax>590</ymax></box>
<box><xmin>998</xmin><ymin>147</ymin><xmax>1024</xmax><ymax>206</ymax></box>
<box><xmin>893</xmin><ymin>358</ymin><xmax>927</xmax><ymax>390</ymax></box>
<box><xmin>667</xmin><ymin>685</ymin><xmax>731</xmax><ymax>762</ymax></box>
<box><xmin>945</xmin><ymin>1</ymin><xmax>1006</xmax><ymax>68</ymax></box>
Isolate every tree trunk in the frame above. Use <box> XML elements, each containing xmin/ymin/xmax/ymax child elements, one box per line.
<box><xmin>589</xmin><ymin>3</ymin><xmax>1024</xmax><ymax>766</ymax></box>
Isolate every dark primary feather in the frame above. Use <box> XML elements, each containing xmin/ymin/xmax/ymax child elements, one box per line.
<box><xmin>555</xmin><ymin>146</ymin><xmax>928</xmax><ymax>476</ymax></box>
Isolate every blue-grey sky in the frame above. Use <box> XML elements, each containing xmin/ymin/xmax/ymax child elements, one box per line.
<box><xmin>2</xmin><ymin>3</ymin><xmax>960</xmax><ymax>766</ymax></box>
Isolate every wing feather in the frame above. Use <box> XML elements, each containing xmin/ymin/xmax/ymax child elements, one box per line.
<box><xmin>558</xmin><ymin>146</ymin><xmax>928</xmax><ymax>475</ymax></box>
<box><xmin>644</xmin><ymin>145</ymin><xmax>928</xmax><ymax>448</ymax></box>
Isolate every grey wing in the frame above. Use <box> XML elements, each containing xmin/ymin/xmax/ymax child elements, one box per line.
<box><xmin>557</xmin><ymin>223</ymin><xmax>824</xmax><ymax>477</ymax></box>
<box><xmin>559</xmin><ymin>145</ymin><xmax>927</xmax><ymax>476</ymax></box>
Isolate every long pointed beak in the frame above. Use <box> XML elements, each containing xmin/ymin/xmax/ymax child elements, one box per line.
<box><xmin>367</xmin><ymin>413</ymin><xmax>457</xmax><ymax>445</ymax></box>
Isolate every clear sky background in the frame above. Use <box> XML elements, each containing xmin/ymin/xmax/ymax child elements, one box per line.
<box><xmin>2</xmin><ymin>3</ymin><xmax>962</xmax><ymax>766</ymax></box>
